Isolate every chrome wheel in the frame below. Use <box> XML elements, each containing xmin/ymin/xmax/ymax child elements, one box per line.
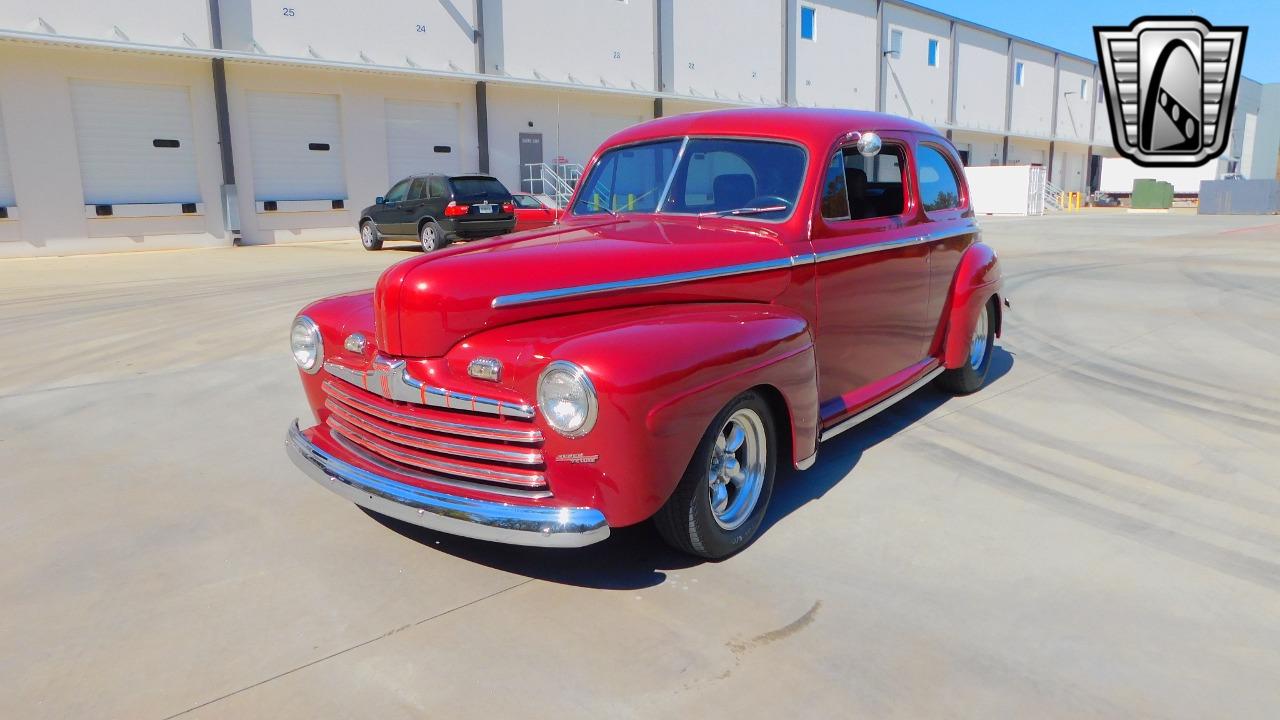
<box><xmin>360</xmin><ymin>223</ymin><xmax>375</xmax><ymax>248</ymax></box>
<box><xmin>969</xmin><ymin>305</ymin><xmax>990</xmax><ymax>370</ymax></box>
<box><xmin>420</xmin><ymin>224</ymin><xmax>438</xmax><ymax>252</ymax></box>
<box><xmin>707</xmin><ymin>408</ymin><xmax>767</xmax><ymax>531</ymax></box>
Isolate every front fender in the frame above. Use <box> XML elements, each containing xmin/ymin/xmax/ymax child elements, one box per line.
<box><xmin>454</xmin><ymin>303</ymin><xmax>819</xmax><ymax>526</ymax></box>
<box><xmin>942</xmin><ymin>241</ymin><xmax>1003</xmax><ymax>369</ymax></box>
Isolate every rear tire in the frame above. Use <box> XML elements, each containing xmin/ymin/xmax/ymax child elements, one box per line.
<box><xmin>653</xmin><ymin>391</ymin><xmax>776</xmax><ymax>559</ymax></box>
<box><xmin>419</xmin><ymin>221</ymin><xmax>445</xmax><ymax>252</ymax></box>
<box><xmin>360</xmin><ymin>221</ymin><xmax>382</xmax><ymax>251</ymax></box>
<box><xmin>937</xmin><ymin>296</ymin><xmax>996</xmax><ymax>395</ymax></box>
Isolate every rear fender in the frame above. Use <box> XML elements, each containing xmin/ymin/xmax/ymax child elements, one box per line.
<box><xmin>942</xmin><ymin>241</ymin><xmax>1003</xmax><ymax>369</ymax></box>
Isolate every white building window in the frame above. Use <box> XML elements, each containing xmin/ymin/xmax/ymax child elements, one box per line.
<box><xmin>1015</xmin><ymin>62</ymin><xmax>1025</xmax><ymax>86</ymax></box>
<box><xmin>800</xmin><ymin>6</ymin><xmax>816</xmax><ymax>40</ymax></box>
<box><xmin>889</xmin><ymin>29</ymin><xmax>903</xmax><ymax>57</ymax></box>
<box><xmin>928</xmin><ymin>39</ymin><xmax>939</xmax><ymax>67</ymax></box>
<box><xmin>1079</xmin><ymin>78</ymin><xmax>1086</xmax><ymax>97</ymax></box>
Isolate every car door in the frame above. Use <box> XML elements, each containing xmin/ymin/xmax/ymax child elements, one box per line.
<box><xmin>373</xmin><ymin>178</ymin><xmax>411</xmax><ymax>235</ymax></box>
<box><xmin>393</xmin><ymin>176</ymin><xmax>429</xmax><ymax>235</ymax></box>
<box><xmin>913</xmin><ymin>138</ymin><xmax>979</xmax><ymax>355</ymax></box>
<box><xmin>810</xmin><ymin>132</ymin><xmax>934</xmax><ymax>423</ymax></box>
<box><xmin>426</xmin><ymin>175</ymin><xmax>449</xmax><ymax>222</ymax></box>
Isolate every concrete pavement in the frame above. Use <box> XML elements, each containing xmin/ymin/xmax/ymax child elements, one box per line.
<box><xmin>1</xmin><ymin>212</ymin><xmax>1278</xmax><ymax>718</ymax></box>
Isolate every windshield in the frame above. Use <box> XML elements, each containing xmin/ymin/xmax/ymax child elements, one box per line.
<box><xmin>571</xmin><ymin>138</ymin><xmax>807</xmax><ymax>221</ymax></box>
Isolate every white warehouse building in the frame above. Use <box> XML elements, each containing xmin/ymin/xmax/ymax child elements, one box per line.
<box><xmin>0</xmin><ymin>0</ymin><xmax>1274</xmax><ymax>257</ymax></box>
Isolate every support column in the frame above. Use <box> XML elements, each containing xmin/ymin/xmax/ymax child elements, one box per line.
<box><xmin>783</xmin><ymin>0</ymin><xmax>798</xmax><ymax>106</ymax></box>
<box><xmin>1047</xmin><ymin>52</ymin><xmax>1060</xmax><ymax>182</ymax></box>
<box><xmin>946</xmin><ymin>19</ymin><xmax>958</xmax><ymax>131</ymax></box>
<box><xmin>208</xmin><ymin>0</ymin><xmax>238</xmax><ymax>241</ymax></box>
<box><xmin>476</xmin><ymin>81</ymin><xmax>490</xmax><ymax>173</ymax></box>
<box><xmin>1002</xmin><ymin>37</ymin><xmax>1014</xmax><ymax>164</ymax></box>
<box><xmin>875</xmin><ymin>0</ymin><xmax>885</xmax><ymax>113</ymax></box>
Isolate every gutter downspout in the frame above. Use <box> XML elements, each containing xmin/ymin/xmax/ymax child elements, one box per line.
<box><xmin>208</xmin><ymin>0</ymin><xmax>239</xmax><ymax>243</ymax></box>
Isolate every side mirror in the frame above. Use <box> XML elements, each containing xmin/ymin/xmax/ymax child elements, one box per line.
<box><xmin>856</xmin><ymin>132</ymin><xmax>882</xmax><ymax>157</ymax></box>
<box><xmin>375</xmin><ymin>196</ymin><xmax>386</xmax><ymax>205</ymax></box>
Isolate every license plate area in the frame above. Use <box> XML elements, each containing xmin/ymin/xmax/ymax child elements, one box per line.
<box><xmin>477</xmin><ymin>203</ymin><xmax>494</xmax><ymax>214</ymax></box>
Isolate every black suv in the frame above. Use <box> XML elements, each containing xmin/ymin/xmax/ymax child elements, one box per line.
<box><xmin>359</xmin><ymin>173</ymin><xmax>516</xmax><ymax>252</ymax></box>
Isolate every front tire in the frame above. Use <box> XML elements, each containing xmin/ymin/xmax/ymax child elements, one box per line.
<box><xmin>653</xmin><ymin>391</ymin><xmax>776</xmax><ymax>559</ymax></box>
<box><xmin>360</xmin><ymin>221</ymin><xmax>382</xmax><ymax>251</ymax></box>
<box><xmin>937</xmin><ymin>296</ymin><xmax>996</xmax><ymax>395</ymax></box>
<box><xmin>419</xmin><ymin>221</ymin><xmax>445</xmax><ymax>252</ymax></box>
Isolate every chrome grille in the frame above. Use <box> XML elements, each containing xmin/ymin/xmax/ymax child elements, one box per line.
<box><xmin>320</xmin><ymin>375</ymin><xmax>546</xmax><ymax>492</ymax></box>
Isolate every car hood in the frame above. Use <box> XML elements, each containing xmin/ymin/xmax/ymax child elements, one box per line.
<box><xmin>374</xmin><ymin>217</ymin><xmax>797</xmax><ymax>357</ymax></box>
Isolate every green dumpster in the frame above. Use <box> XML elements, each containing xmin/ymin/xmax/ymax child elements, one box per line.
<box><xmin>1132</xmin><ymin>179</ymin><xmax>1174</xmax><ymax>209</ymax></box>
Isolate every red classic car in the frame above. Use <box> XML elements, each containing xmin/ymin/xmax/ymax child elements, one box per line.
<box><xmin>511</xmin><ymin>191</ymin><xmax>559</xmax><ymax>231</ymax></box>
<box><xmin>286</xmin><ymin>108</ymin><xmax>1002</xmax><ymax>559</ymax></box>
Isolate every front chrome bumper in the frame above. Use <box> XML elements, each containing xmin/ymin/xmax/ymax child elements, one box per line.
<box><xmin>286</xmin><ymin>421</ymin><xmax>610</xmax><ymax>548</ymax></box>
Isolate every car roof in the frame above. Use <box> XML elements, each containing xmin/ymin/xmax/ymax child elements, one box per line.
<box><xmin>603</xmin><ymin>107</ymin><xmax>942</xmax><ymax>151</ymax></box>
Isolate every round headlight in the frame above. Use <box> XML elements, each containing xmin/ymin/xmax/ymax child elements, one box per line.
<box><xmin>537</xmin><ymin>361</ymin><xmax>598</xmax><ymax>437</ymax></box>
<box><xmin>290</xmin><ymin>315</ymin><xmax>323</xmax><ymax>373</ymax></box>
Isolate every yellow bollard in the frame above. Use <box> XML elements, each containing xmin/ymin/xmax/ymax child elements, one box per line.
<box><xmin>628</xmin><ymin>193</ymin><xmax>635</xmax><ymax>210</ymax></box>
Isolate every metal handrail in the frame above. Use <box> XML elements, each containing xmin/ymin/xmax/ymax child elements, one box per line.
<box><xmin>523</xmin><ymin>162</ymin><xmax>583</xmax><ymax>208</ymax></box>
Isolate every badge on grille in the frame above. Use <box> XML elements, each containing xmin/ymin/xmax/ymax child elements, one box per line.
<box><xmin>1094</xmin><ymin>16</ymin><xmax>1247</xmax><ymax>167</ymax></box>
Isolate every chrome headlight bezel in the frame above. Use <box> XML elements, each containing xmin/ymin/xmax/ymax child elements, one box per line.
<box><xmin>537</xmin><ymin>361</ymin><xmax>599</xmax><ymax>438</ymax></box>
<box><xmin>290</xmin><ymin>315</ymin><xmax>324</xmax><ymax>374</ymax></box>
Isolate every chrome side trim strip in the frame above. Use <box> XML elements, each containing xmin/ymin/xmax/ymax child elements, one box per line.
<box><xmin>288</xmin><ymin>422</ymin><xmax>608</xmax><ymax>547</ymax></box>
<box><xmin>323</xmin><ymin>381</ymin><xmax>542</xmax><ymax>443</ymax></box>
<box><xmin>324</xmin><ymin>358</ymin><xmax>535</xmax><ymax>419</ymax></box>
<box><xmin>795</xmin><ymin>452</ymin><xmax>818</xmax><ymax>470</ymax></box>
<box><xmin>819</xmin><ymin>365</ymin><xmax>946</xmax><ymax>442</ymax></box>
<box><xmin>491</xmin><ymin>255</ymin><xmax>805</xmax><ymax>308</ymax></box>
<box><xmin>489</xmin><ymin>222</ymin><xmax>977</xmax><ymax>309</ymax></box>
<box><xmin>811</xmin><ymin>223</ymin><xmax>979</xmax><ymax>264</ymax></box>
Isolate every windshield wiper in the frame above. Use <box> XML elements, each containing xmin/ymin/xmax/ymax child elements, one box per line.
<box><xmin>698</xmin><ymin>205</ymin><xmax>789</xmax><ymax>218</ymax></box>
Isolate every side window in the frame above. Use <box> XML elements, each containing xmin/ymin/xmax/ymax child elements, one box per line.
<box><xmin>428</xmin><ymin>176</ymin><xmax>447</xmax><ymax>198</ymax></box>
<box><xmin>408</xmin><ymin>177</ymin><xmax>427</xmax><ymax>201</ymax></box>
<box><xmin>385</xmin><ymin>179</ymin><xmax>410</xmax><ymax>203</ymax></box>
<box><xmin>514</xmin><ymin>194</ymin><xmax>542</xmax><ymax>209</ymax></box>
<box><xmin>916</xmin><ymin>145</ymin><xmax>963</xmax><ymax>212</ymax></box>
<box><xmin>842</xmin><ymin>145</ymin><xmax>906</xmax><ymax>219</ymax></box>
<box><xmin>820</xmin><ymin>152</ymin><xmax>848</xmax><ymax>219</ymax></box>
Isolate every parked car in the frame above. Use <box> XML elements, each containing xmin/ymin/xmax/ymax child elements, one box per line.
<box><xmin>358</xmin><ymin>173</ymin><xmax>516</xmax><ymax>252</ymax></box>
<box><xmin>511</xmin><ymin>192</ymin><xmax>559</xmax><ymax>231</ymax></box>
<box><xmin>288</xmin><ymin>108</ymin><xmax>1003</xmax><ymax>559</ymax></box>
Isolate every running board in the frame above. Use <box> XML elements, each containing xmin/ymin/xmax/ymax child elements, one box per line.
<box><xmin>818</xmin><ymin>366</ymin><xmax>945</xmax><ymax>442</ymax></box>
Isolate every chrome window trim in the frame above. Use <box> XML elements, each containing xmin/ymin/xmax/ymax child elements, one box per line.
<box><xmin>324</xmin><ymin>357</ymin><xmax>535</xmax><ymax>419</ymax></box>
<box><xmin>489</xmin><ymin>222</ymin><xmax>977</xmax><ymax>309</ymax></box>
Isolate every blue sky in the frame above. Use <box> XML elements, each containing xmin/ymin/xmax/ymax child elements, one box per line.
<box><xmin>913</xmin><ymin>1</ymin><xmax>1278</xmax><ymax>83</ymax></box>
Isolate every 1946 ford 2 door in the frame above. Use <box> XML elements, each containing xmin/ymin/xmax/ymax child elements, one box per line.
<box><xmin>286</xmin><ymin>108</ymin><xmax>1003</xmax><ymax>559</ymax></box>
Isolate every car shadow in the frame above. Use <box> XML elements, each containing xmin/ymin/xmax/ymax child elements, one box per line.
<box><xmin>370</xmin><ymin>346</ymin><xmax>1015</xmax><ymax>590</ymax></box>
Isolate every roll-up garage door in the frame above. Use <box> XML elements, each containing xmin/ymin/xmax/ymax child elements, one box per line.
<box><xmin>247</xmin><ymin>91</ymin><xmax>345</xmax><ymax>202</ymax></box>
<box><xmin>385</xmin><ymin>99</ymin><xmax>461</xmax><ymax>184</ymax></box>
<box><xmin>69</xmin><ymin>80</ymin><xmax>200</xmax><ymax>205</ymax></box>
<box><xmin>0</xmin><ymin>103</ymin><xmax>15</xmax><ymax>207</ymax></box>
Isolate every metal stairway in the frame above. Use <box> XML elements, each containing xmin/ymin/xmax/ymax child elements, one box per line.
<box><xmin>522</xmin><ymin>162</ymin><xmax>584</xmax><ymax>208</ymax></box>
